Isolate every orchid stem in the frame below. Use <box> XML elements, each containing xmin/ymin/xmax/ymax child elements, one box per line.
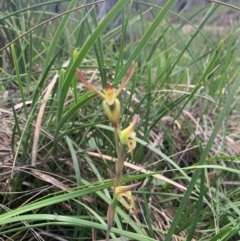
<box><xmin>105</xmin><ymin>231</ymin><xmax>110</xmax><ymax>241</ymax></box>
<box><xmin>114</xmin><ymin>127</ymin><xmax>120</xmax><ymax>157</ymax></box>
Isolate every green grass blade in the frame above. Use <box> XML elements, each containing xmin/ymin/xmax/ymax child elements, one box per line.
<box><xmin>66</xmin><ymin>136</ymin><xmax>81</xmax><ymax>184</ymax></box>
<box><xmin>53</xmin><ymin>92</ymin><xmax>95</xmax><ymax>145</ymax></box>
<box><xmin>165</xmin><ymin>73</ymin><xmax>240</xmax><ymax>240</ymax></box>
<box><xmin>114</xmin><ymin>0</ymin><xmax>177</xmax><ymax>82</ymax></box>
<box><xmin>186</xmin><ymin>169</ymin><xmax>205</xmax><ymax>241</ymax></box>
<box><xmin>0</xmin><ymin>214</ymin><xmax>156</xmax><ymax>241</ymax></box>
<box><xmin>10</xmin><ymin>44</ymin><xmax>28</xmax><ymax>118</ymax></box>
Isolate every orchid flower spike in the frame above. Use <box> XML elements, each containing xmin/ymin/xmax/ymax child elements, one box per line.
<box><xmin>119</xmin><ymin>114</ymin><xmax>140</xmax><ymax>153</ymax></box>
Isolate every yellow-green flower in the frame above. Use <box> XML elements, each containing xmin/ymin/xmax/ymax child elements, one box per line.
<box><xmin>108</xmin><ymin>156</ymin><xmax>141</xmax><ymax>218</ymax></box>
<box><xmin>76</xmin><ymin>63</ymin><xmax>135</xmax><ymax>127</ymax></box>
<box><xmin>119</xmin><ymin>114</ymin><xmax>139</xmax><ymax>153</ymax></box>
<box><xmin>102</xmin><ymin>82</ymin><xmax>121</xmax><ymax>128</ymax></box>
<box><xmin>114</xmin><ymin>182</ymin><xmax>141</xmax><ymax>218</ymax></box>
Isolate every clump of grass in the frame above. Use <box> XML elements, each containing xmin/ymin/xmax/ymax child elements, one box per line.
<box><xmin>1</xmin><ymin>0</ymin><xmax>240</xmax><ymax>240</ymax></box>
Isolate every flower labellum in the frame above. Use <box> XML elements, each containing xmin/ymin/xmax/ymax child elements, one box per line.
<box><xmin>119</xmin><ymin>114</ymin><xmax>140</xmax><ymax>153</ymax></box>
<box><xmin>104</xmin><ymin>82</ymin><xmax>115</xmax><ymax>106</ymax></box>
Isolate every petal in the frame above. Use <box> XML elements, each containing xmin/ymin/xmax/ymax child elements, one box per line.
<box><xmin>115</xmin><ymin>62</ymin><xmax>135</xmax><ymax>97</ymax></box>
<box><xmin>128</xmin><ymin>193</ymin><xmax>138</xmax><ymax>218</ymax></box>
<box><xmin>103</xmin><ymin>98</ymin><xmax>120</xmax><ymax>127</ymax></box>
<box><xmin>117</xmin><ymin>193</ymin><xmax>132</xmax><ymax>211</ymax></box>
<box><xmin>115</xmin><ymin>182</ymin><xmax>141</xmax><ymax>194</ymax></box>
<box><xmin>104</xmin><ymin>82</ymin><xmax>115</xmax><ymax>106</ymax></box>
<box><xmin>76</xmin><ymin>69</ymin><xmax>105</xmax><ymax>99</ymax></box>
<box><xmin>119</xmin><ymin>115</ymin><xmax>139</xmax><ymax>145</ymax></box>
<box><xmin>127</xmin><ymin>135</ymin><xmax>136</xmax><ymax>153</ymax></box>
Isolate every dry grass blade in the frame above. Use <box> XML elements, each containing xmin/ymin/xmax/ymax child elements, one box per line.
<box><xmin>14</xmin><ymin>101</ymin><xmax>33</xmax><ymax>110</ymax></box>
<box><xmin>32</xmin><ymin>73</ymin><xmax>58</xmax><ymax>166</ymax></box>
<box><xmin>86</xmin><ymin>151</ymin><xmax>187</xmax><ymax>191</ymax></box>
<box><xmin>30</xmin><ymin>169</ymin><xmax>70</xmax><ymax>191</ymax></box>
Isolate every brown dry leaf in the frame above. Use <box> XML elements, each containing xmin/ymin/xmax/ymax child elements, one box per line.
<box><xmin>30</xmin><ymin>169</ymin><xmax>70</xmax><ymax>191</ymax></box>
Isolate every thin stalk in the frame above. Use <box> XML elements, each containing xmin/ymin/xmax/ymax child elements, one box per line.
<box><xmin>114</xmin><ymin>127</ymin><xmax>120</xmax><ymax>157</ymax></box>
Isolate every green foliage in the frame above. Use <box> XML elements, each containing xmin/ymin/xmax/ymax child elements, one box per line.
<box><xmin>1</xmin><ymin>0</ymin><xmax>240</xmax><ymax>240</ymax></box>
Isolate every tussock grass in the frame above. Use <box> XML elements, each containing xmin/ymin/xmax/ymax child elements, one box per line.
<box><xmin>1</xmin><ymin>0</ymin><xmax>240</xmax><ymax>240</ymax></box>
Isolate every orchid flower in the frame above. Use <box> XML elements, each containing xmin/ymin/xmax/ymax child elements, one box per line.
<box><xmin>119</xmin><ymin>114</ymin><xmax>140</xmax><ymax>153</ymax></box>
<box><xmin>108</xmin><ymin>167</ymin><xmax>141</xmax><ymax>220</ymax></box>
<box><xmin>76</xmin><ymin>63</ymin><xmax>135</xmax><ymax>127</ymax></box>
<box><xmin>114</xmin><ymin>182</ymin><xmax>141</xmax><ymax>218</ymax></box>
